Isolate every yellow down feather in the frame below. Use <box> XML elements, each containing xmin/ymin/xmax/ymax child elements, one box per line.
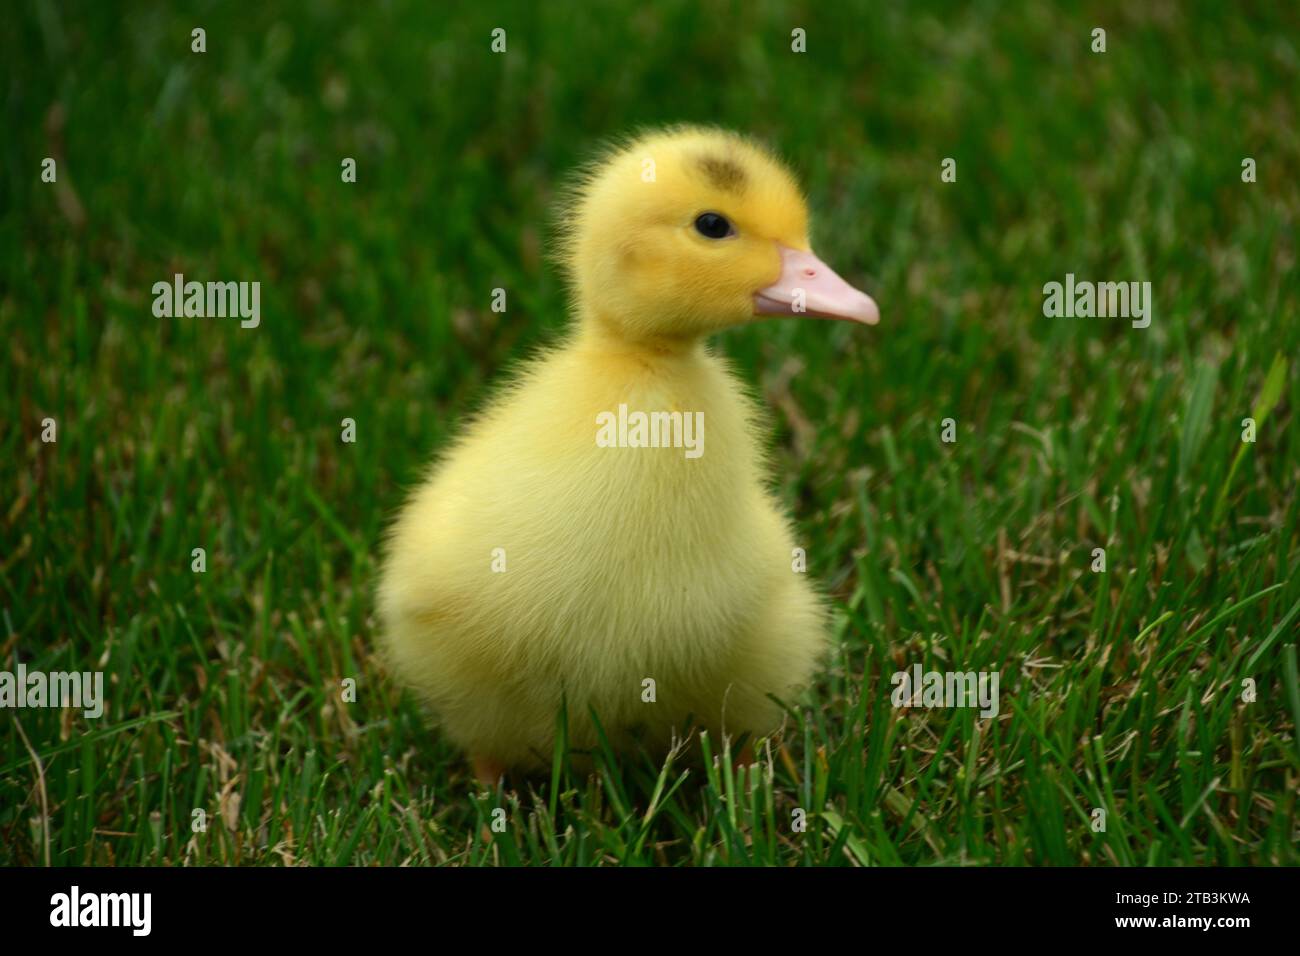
<box><xmin>378</xmin><ymin>126</ymin><xmax>831</xmax><ymax>770</ymax></box>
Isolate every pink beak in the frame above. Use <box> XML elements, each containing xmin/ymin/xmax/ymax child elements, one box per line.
<box><xmin>753</xmin><ymin>246</ymin><xmax>880</xmax><ymax>325</ymax></box>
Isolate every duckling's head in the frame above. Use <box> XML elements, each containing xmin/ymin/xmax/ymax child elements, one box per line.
<box><xmin>559</xmin><ymin>126</ymin><xmax>879</xmax><ymax>347</ymax></box>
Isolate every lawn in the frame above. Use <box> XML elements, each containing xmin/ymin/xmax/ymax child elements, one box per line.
<box><xmin>1</xmin><ymin>0</ymin><xmax>1297</xmax><ymax>866</ymax></box>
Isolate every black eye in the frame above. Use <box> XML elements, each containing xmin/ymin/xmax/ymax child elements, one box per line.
<box><xmin>694</xmin><ymin>212</ymin><xmax>734</xmax><ymax>239</ymax></box>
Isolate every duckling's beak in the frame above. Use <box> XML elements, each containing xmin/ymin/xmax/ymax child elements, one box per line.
<box><xmin>753</xmin><ymin>246</ymin><xmax>880</xmax><ymax>325</ymax></box>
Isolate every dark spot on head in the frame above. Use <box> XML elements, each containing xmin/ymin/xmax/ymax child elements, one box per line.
<box><xmin>695</xmin><ymin>154</ymin><xmax>747</xmax><ymax>194</ymax></box>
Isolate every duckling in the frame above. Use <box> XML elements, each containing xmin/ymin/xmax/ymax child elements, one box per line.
<box><xmin>378</xmin><ymin>126</ymin><xmax>878</xmax><ymax>783</ymax></box>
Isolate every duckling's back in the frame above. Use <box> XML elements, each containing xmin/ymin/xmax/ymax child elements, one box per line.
<box><xmin>378</xmin><ymin>340</ymin><xmax>828</xmax><ymax>769</ymax></box>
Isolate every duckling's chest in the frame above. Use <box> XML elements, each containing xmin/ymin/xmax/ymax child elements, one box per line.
<box><xmin>461</xmin><ymin>349</ymin><xmax>784</xmax><ymax>622</ymax></box>
<box><xmin>560</xmin><ymin>350</ymin><xmax>766</xmax><ymax>520</ymax></box>
<box><xmin>411</xmin><ymin>347</ymin><xmax>801</xmax><ymax>692</ymax></box>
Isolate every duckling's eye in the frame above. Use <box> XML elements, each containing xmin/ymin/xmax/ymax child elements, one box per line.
<box><xmin>694</xmin><ymin>212</ymin><xmax>735</xmax><ymax>239</ymax></box>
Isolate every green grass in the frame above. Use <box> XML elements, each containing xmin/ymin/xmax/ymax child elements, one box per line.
<box><xmin>2</xmin><ymin>0</ymin><xmax>1298</xmax><ymax>866</ymax></box>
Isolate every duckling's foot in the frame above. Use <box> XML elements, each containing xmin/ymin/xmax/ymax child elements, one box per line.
<box><xmin>734</xmin><ymin>742</ymin><xmax>756</xmax><ymax>769</ymax></box>
<box><xmin>472</xmin><ymin>755</ymin><xmax>506</xmax><ymax>787</ymax></box>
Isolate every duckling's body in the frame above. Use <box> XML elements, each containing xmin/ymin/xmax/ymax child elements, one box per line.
<box><xmin>379</xmin><ymin>127</ymin><xmax>878</xmax><ymax>776</ymax></box>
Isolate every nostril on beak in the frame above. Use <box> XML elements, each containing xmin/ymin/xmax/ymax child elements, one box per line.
<box><xmin>803</xmin><ymin>268</ymin><xmax>816</xmax><ymax>278</ymax></box>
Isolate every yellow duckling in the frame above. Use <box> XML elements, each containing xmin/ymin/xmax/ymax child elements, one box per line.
<box><xmin>378</xmin><ymin>126</ymin><xmax>878</xmax><ymax>782</ymax></box>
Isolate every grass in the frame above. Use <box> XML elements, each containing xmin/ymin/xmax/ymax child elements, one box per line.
<box><xmin>2</xmin><ymin>0</ymin><xmax>1298</xmax><ymax>866</ymax></box>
